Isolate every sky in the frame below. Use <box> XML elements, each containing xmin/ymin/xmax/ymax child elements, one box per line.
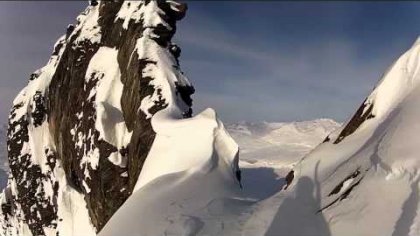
<box><xmin>1</xmin><ymin>2</ymin><xmax>420</xmax><ymax>124</ymax></box>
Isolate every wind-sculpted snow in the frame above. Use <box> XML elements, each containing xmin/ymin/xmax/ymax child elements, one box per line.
<box><xmin>100</xmin><ymin>109</ymin><xmax>243</xmax><ymax>236</ymax></box>
<box><xmin>278</xmin><ymin>38</ymin><xmax>420</xmax><ymax>236</ymax></box>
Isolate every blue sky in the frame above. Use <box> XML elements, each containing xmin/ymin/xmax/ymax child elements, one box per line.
<box><xmin>1</xmin><ymin>2</ymin><xmax>420</xmax><ymax>124</ymax></box>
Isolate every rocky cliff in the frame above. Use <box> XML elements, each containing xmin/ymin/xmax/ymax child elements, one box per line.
<box><xmin>0</xmin><ymin>1</ymin><xmax>200</xmax><ymax>235</ymax></box>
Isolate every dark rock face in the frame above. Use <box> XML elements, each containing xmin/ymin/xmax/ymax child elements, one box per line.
<box><xmin>30</xmin><ymin>91</ymin><xmax>47</xmax><ymax>127</ymax></box>
<box><xmin>283</xmin><ymin>170</ymin><xmax>294</xmax><ymax>190</ymax></box>
<box><xmin>0</xmin><ymin>1</ymin><xmax>194</xmax><ymax>235</ymax></box>
<box><xmin>328</xmin><ymin>169</ymin><xmax>361</xmax><ymax>197</ymax></box>
<box><xmin>334</xmin><ymin>99</ymin><xmax>375</xmax><ymax>144</ymax></box>
<box><xmin>6</xmin><ymin>103</ymin><xmax>59</xmax><ymax>235</ymax></box>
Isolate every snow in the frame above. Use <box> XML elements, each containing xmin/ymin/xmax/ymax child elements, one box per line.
<box><xmin>0</xmin><ymin>7</ymin><xmax>99</xmax><ymax>235</ymax></box>
<box><xmin>115</xmin><ymin>2</ymin><xmax>143</xmax><ymax>29</ymax></box>
<box><xmin>99</xmin><ymin>118</ymin><xmax>335</xmax><ymax>236</ymax></box>
<box><xmin>269</xmin><ymin>37</ymin><xmax>420</xmax><ymax>236</ymax></box>
<box><xmin>7</xmin><ymin>1</ymin><xmax>420</xmax><ymax>235</ymax></box>
<box><xmin>99</xmin><ymin>35</ymin><xmax>420</xmax><ymax>236</ymax></box>
<box><xmin>135</xmin><ymin>30</ymin><xmax>186</xmax><ymax>119</ymax></box>
<box><xmin>72</xmin><ymin>5</ymin><xmax>101</xmax><ymax>45</ymax></box>
<box><xmin>134</xmin><ymin>1</ymin><xmax>192</xmax><ymax>120</ymax></box>
<box><xmin>100</xmin><ymin>123</ymin><xmax>243</xmax><ymax>236</ymax></box>
<box><xmin>134</xmin><ymin>108</ymin><xmax>240</xmax><ymax>191</ymax></box>
<box><xmin>166</xmin><ymin>0</ymin><xmax>185</xmax><ymax>12</ymax></box>
<box><xmin>141</xmin><ymin>1</ymin><xmax>171</xmax><ymax>30</ymax></box>
<box><xmin>0</xmin><ymin>126</ymin><xmax>8</xmax><ymax>189</ymax></box>
<box><xmin>85</xmin><ymin>46</ymin><xmax>132</xmax><ymax>167</ymax></box>
<box><xmin>55</xmin><ymin>162</ymin><xmax>96</xmax><ymax>235</ymax></box>
<box><xmin>1</xmin><ymin>1</ymin><xmax>195</xmax><ymax>235</ymax></box>
<box><xmin>116</xmin><ymin>1</ymin><xmax>171</xmax><ymax>31</ymax></box>
<box><xmin>1</xmin><ymin>1</ymin><xmax>194</xmax><ymax>235</ymax></box>
<box><xmin>228</xmin><ymin>119</ymin><xmax>339</xmax><ymax>168</ymax></box>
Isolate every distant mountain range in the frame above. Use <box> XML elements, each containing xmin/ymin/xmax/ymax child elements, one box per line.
<box><xmin>227</xmin><ymin>119</ymin><xmax>340</xmax><ymax>168</ymax></box>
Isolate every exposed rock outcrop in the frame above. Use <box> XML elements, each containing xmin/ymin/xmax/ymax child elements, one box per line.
<box><xmin>0</xmin><ymin>1</ymin><xmax>196</xmax><ymax>235</ymax></box>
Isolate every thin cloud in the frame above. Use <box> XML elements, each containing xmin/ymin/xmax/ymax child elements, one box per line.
<box><xmin>176</xmin><ymin>9</ymin><xmax>406</xmax><ymax>122</ymax></box>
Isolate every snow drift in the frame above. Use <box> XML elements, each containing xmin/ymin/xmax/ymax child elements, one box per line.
<box><xmin>100</xmin><ymin>109</ymin><xmax>242</xmax><ymax>236</ymax></box>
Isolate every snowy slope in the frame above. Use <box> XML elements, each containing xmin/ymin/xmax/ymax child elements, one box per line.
<box><xmin>266</xmin><ymin>38</ymin><xmax>420</xmax><ymax>236</ymax></box>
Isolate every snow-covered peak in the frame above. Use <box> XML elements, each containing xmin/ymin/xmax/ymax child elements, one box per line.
<box><xmin>277</xmin><ymin>37</ymin><xmax>420</xmax><ymax>236</ymax></box>
<box><xmin>413</xmin><ymin>35</ymin><xmax>420</xmax><ymax>46</ymax></box>
<box><xmin>331</xmin><ymin>39</ymin><xmax>420</xmax><ymax>144</ymax></box>
<box><xmin>367</xmin><ymin>42</ymin><xmax>420</xmax><ymax>118</ymax></box>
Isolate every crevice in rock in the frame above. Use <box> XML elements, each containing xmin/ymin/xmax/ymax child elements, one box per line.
<box><xmin>334</xmin><ymin>99</ymin><xmax>375</xmax><ymax>144</ymax></box>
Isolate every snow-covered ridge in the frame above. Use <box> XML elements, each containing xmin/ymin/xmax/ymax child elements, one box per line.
<box><xmin>331</xmin><ymin>40</ymin><xmax>420</xmax><ymax>144</ymax></box>
<box><xmin>275</xmin><ymin>37</ymin><xmax>420</xmax><ymax>236</ymax></box>
<box><xmin>134</xmin><ymin>108</ymin><xmax>240</xmax><ymax>191</ymax></box>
